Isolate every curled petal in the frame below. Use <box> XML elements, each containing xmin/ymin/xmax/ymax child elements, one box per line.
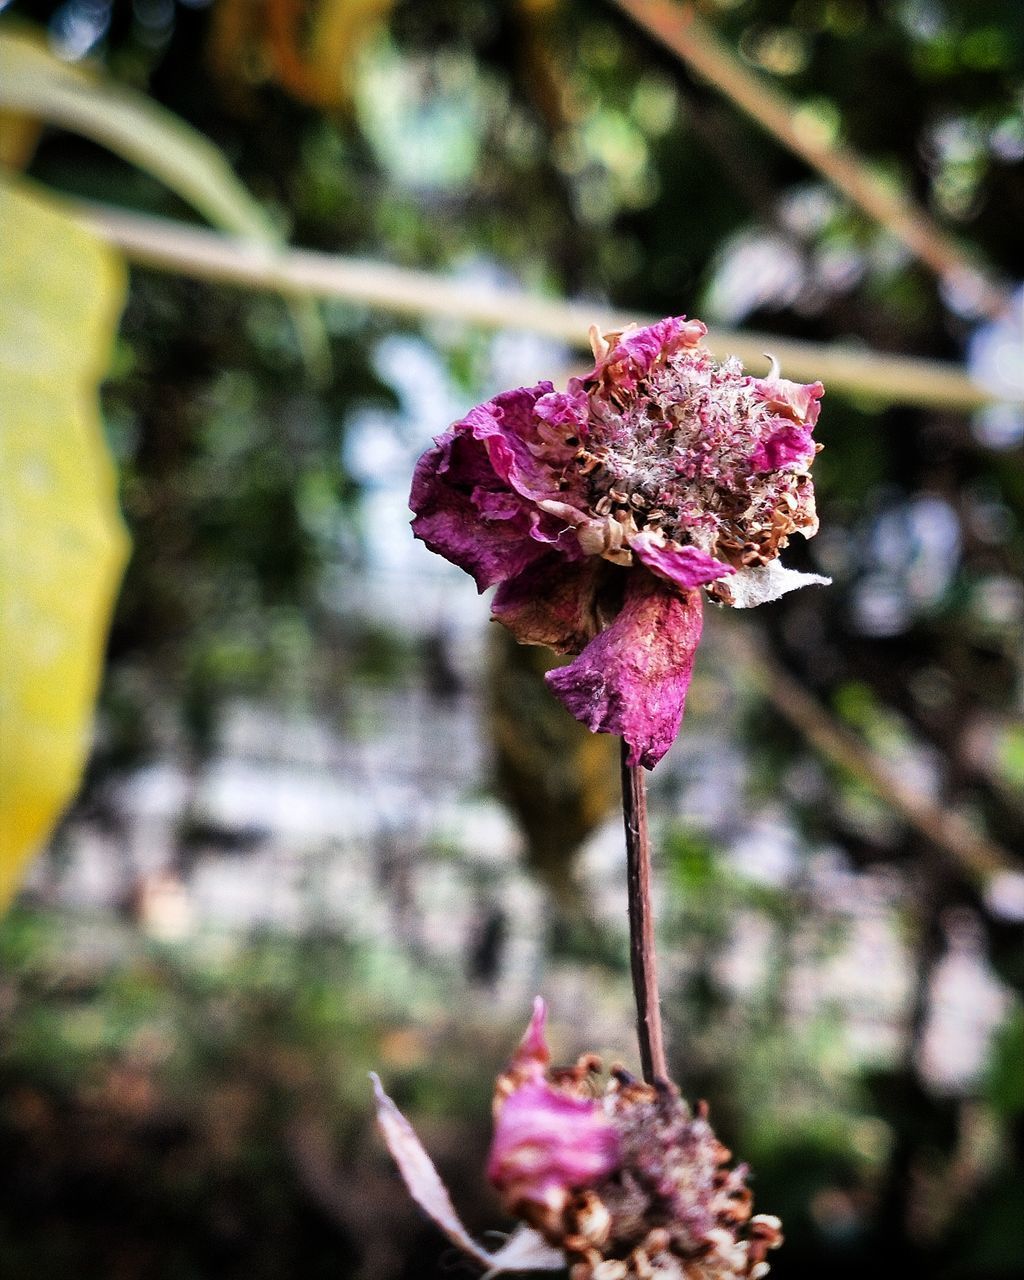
<box><xmin>546</xmin><ymin>571</ymin><xmax>704</xmax><ymax>769</ymax></box>
<box><xmin>589</xmin><ymin>315</ymin><xmax>707</xmax><ymax>388</ymax></box>
<box><xmin>750</xmin><ymin>423</ymin><xmax>815</xmax><ymax>473</ymax></box>
<box><xmin>534</xmin><ymin>387</ymin><xmax>589</xmax><ymax>440</ymax></box>
<box><xmin>465</xmin><ymin>385</ymin><xmax>580</xmax><ymax>503</ymax></box>
<box><xmin>371</xmin><ymin>1074</ymin><xmax>564</xmax><ymax>1274</ymax></box>
<box><xmin>513</xmin><ymin>995</ymin><xmax>551</xmax><ymax>1072</ymax></box>
<box><xmin>716</xmin><ymin>560</ymin><xmax>831</xmax><ymax>608</ymax></box>
<box><xmin>488</xmin><ymin>1080</ymin><xmax>620</xmax><ymax>1213</ymax></box>
<box><xmin>411</xmin><ymin>435</ymin><xmax>547</xmax><ymax>591</ymax></box>
<box><xmin>492</xmin><ymin>554</ymin><xmax>604</xmax><ymax>654</ymax></box>
<box><xmin>613</xmin><ymin>316</ymin><xmax>705</xmax><ymax>376</ymax></box>
<box><xmin>411</xmin><ymin>381</ymin><xmax>588</xmax><ymax>590</ymax></box>
<box><xmin>753</xmin><ymin>377</ymin><xmax>824</xmax><ymax>428</ymax></box>
<box><xmin>629</xmin><ymin>531</ymin><xmax>735</xmax><ymax>592</ymax></box>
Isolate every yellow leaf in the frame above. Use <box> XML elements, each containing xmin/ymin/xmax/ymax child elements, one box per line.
<box><xmin>0</xmin><ymin>179</ymin><xmax>129</xmax><ymax>909</ymax></box>
<box><xmin>0</xmin><ymin>108</ymin><xmax>41</xmax><ymax>169</ymax></box>
<box><xmin>207</xmin><ymin>0</ymin><xmax>395</xmax><ymax>111</ymax></box>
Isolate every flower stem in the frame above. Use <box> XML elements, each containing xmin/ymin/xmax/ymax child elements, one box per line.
<box><xmin>620</xmin><ymin>741</ymin><xmax>668</xmax><ymax>1084</ymax></box>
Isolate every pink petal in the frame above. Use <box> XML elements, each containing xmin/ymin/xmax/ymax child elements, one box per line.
<box><xmin>487</xmin><ymin>1080</ymin><xmax>620</xmax><ymax>1210</ymax></box>
<box><xmin>410</xmin><ymin>383</ymin><xmax>591</xmax><ymax>589</ymax></box>
<box><xmin>534</xmin><ymin>387</ymin><xmax>589</xmax><ymax>442</ymax></box>
<box><xmin>613</xmin><ymin>315</ymin><xmax>706</xmax><ymax>376</ymax></box>
<box><xmin>583</xmin><ymin>316</ymin><xmax>708</xmax><ymax>393</ymax></box>
<box><xmin>513</xmin><ymin>995</ymin><xmax>551</xmax><ymax>1070</ymax></box>
<box><xmin>749</xmin><ymin>423</ymin><xmax>815</xmax><ymax>473</ymax></box>
<box><xmin>752</xmin><ymin>377</ymin><xmax>824</xmax><ymax>427</ymax></box>
<box><xmin>411</xmin><ymin>437</ymin><xmax>547</xmax><ymax>590</ymax></box>
<box><xmin>545</xmin><ymin>571</ymin><xmax>704</xmax><ymax>769</ymax></box>
<box><xmin>465</xmin><ymin>385</ymin><xmax>581</xmax><ymax>503</ymax></box>
<box><xmin>629</xmin><ymin>532</ymin><xmax>735</xmax><ymax>591</ymax></box>
<box><xmin>491</xmin><ymin>554</ymin><xmax>604</xmax><ymax>654</ymax></box>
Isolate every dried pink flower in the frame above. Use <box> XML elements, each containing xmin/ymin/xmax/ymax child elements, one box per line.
<box><xmin>373</xmin><ymin>1000</ymin><xmax>783</xmax><ymax>1279</ymax></box>
<box><xmin>411</xmin><ymin>316</ymin><xmax>828</xmax><ymax>767</ymax></box>
<box><xmin>487</xmin><ymin>998</ymin><xmax>620</xmax><ymax>1223</ymax></box>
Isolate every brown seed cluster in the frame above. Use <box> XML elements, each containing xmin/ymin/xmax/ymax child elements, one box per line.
<box><xmin>515</xmin><ymin>1066</ymin><xmax>783</xmax><ymax>1280</ymax></box>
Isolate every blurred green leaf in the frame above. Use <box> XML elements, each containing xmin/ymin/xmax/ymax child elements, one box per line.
<box><xmin>0</xmin><ymin>177</ymin><xmax>129</xmax><ymax>907</ymax></box>
<box><xmin>0</xmin><ymin>24</ymin><xmax>328</xmax><ymax>376</ymax></box>
<box><xmin>996</xmin><ymin>725</ymin><xmax>1024</xmax><ymax>790</ymax></box>
<box><xmin>0</xmin><ymin>25</ymin><xmax>275</xmax><ymax>240</ymax></box>
<box><xmin>986</xmin><ymin>1009</ymin><xmax>1024</xmax><ymax>1119</ymax></box>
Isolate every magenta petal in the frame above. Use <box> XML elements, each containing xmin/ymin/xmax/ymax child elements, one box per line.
<box><xmin>629</xmin><ymin>532</ymin><xmax>735</xmax><ymax>591</ymax></box>
<box><xmin>487</xmin><ymin>1080</ymin><xmax>620</xmax><ymax>1209</ymax></box>
<box><xmin>471</xmin><ymin>487</ymin><xmax>524</xmax><ymax>520</ymax></box>
<box><xmin>410</xmin><ymin>438</ymin><xmax>547</xmax><ymax>590</ymax></box>
<box><xmin>534</xmin><ymin>387</ymin><xmax>589</xmax><ymax>438</ymax></box>
<box><xmin>454</xmin><ymin>391</ymin><xmax>543</xmax><ymax>499</ymax></box>
<box><xmin>492</xmin><ymin>554</ymin><xmax>603</xmax><ymax>654</ymax></box>
<box><xmin>750</xmin><ymin>423</ymin><xmax>816</xmax><ymax>473</ymax></box>
<box><xmin>465</xmin><ymin>384</ymin><xmax>578</xmax><ymax>502</ymax></box>
<box><xmin>512</xmin><ymin>996</ymin><xmax>551</xmax><ymax>1071</ymax></box>
<box><xmin>753</xmin><ymin>377</ymin><xmax>824</xmax><ymax>427</ymax></box>
<box><xmin>410</xmin><ymin>381</ymin><xmax>593</xmax><ymax>590</ymax></box>
<box><xmin>582</xmin><ymin>316</ymin><xmax>707</xmax><ymax>387</ymax></box>
<box><xmin>410</xmin><ymin>380</ymin><xmax>582</xmax><ymax>589</ymax></box>
<box><xmin>545</xmin><ymin>571</ymin><xmax>704</xmax><ymax>769</ymax></box>
<box><xmin>614</xmin><ymin>315</ymin><xmax>706</xmax><ymax>376</ymax></box>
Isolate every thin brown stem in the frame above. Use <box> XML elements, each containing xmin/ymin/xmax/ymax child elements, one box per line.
<box><xmin>620</xmin><ymin>740</ymin><xmax>668</xmax><ymax>1083</ymax></box>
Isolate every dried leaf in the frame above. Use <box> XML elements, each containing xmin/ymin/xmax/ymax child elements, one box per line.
<box><xmin>722</xmin><ymin>561</ymin><xmax>830</xmax><ymax>609</ymax></box>
<box><xmin>370</xmin><ymin>1074</ymin><xmax>564</xmax><ymax>1275</ymax></box>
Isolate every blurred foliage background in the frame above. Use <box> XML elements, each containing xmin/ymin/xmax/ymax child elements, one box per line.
<box><xmin>1</xmin><ymin>0</ymin><xmax>1024</xmax><ymax>1277</ymax></box>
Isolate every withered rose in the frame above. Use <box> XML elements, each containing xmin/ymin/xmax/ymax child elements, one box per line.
<box><xmin>410</xmin><ymin>316</ymin><xmax>827</xmax><ymax>768</ymax></box>
<box><xmin>373</xmin><ymin>1000</ymin><xmax>782</xmax><ymax>1280</ymax></box>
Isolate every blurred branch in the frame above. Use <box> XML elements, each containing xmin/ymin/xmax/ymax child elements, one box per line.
<box><xmin>0</xmin><ymin>28</ymin><xmax>328</xmax><ymax>377</ymax></box>
<box><xmin>728</xmin><ymin>628</ymin><xmax>1017</xmax><ymax>885</ymax></box>
<box><xmin>72</xmin><ymin>201</ymin><xmax>1016</xmax><ymax>412</ymax></box>
<box><xmin>0</xmin><ymin>28</ymin><xmax>274</xmax><ymax>240</ymax></box>
<box><xmin>611</xmin><ymin>0</ymin><xmax>1012</xmax><ymax>322</ymax></box>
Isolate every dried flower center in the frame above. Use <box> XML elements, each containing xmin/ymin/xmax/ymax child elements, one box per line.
<box><xmin>504</xmin><ymin>1069</ymin><xmax>784</xmax><ymax>1280</ymax></box>
<box><xmin>571</xmin><ymin>349</ymin><xmax>817</xmax><ymax>571</ymax></box>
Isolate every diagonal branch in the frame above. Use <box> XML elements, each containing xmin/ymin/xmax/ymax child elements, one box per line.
<box><xmin>611</xmin><ymin>0</ymin><xmax>1011</xmax><ymax>321</ymax></box>
<box><xmin>725</xmin><ymin>627</ymin><xmax>1018</xmax><ymax>885</ymax></box>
